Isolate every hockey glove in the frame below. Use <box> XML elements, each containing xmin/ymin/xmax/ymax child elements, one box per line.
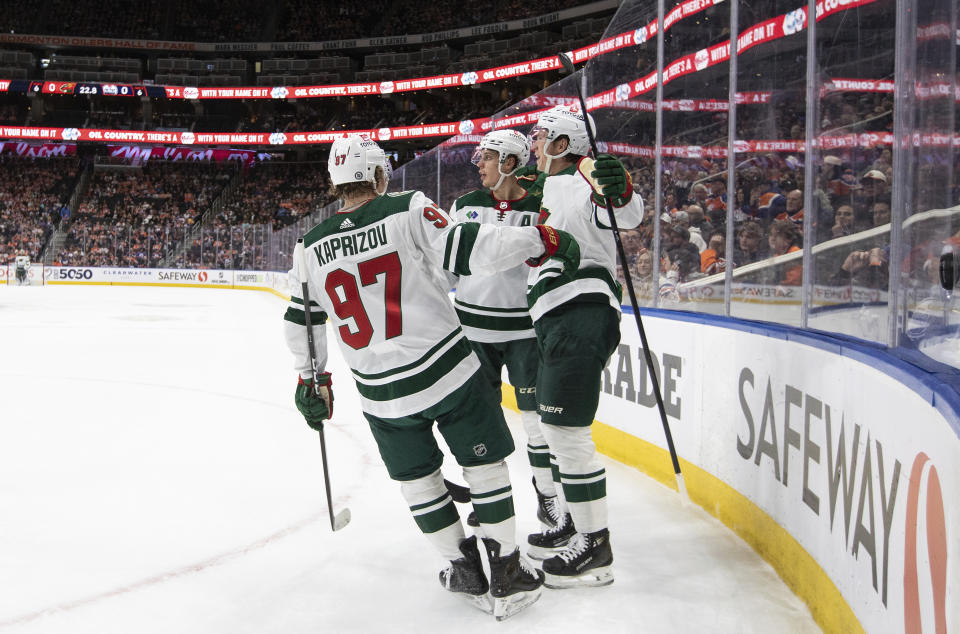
<box><xmin>513</xmin><ymin>164</ymin><xmax>541</xmax><ymax>178</ymax></box>
<box><xmin>526</xmin><ymin>225</ymin><xmax>580</xmax><ymax>277</ymax></box>
<box><xmin>590</xmin><ymin>154</ymin><xmax>633</xmax><ymax>207</ymax></box>
<box><xmin>295</xmin><ymin>372</ymin><xmax>333</xmax><ymax>431</ymax></box>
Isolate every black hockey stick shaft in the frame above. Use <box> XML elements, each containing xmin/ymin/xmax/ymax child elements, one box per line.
<box><xmin>297</xmin><ymin>239</ymin><xmax>351</xmax><ymax>531</ymax></box>
<box><xmin>556</xmin><ymin>53</ymin><xmax>687</xmax><ymax>500</ymax></box>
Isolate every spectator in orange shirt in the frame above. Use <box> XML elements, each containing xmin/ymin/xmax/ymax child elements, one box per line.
<box><xmin>769</xmin><ymin>220</ymin><xmax>802</xmax><ymax>286</ymax></box>
<box><xmin>700</xmin><ymin>230</ymin><xmax>726</xmax><ymax>275</ymax></box>
<box><xmin>775</xmin><ymin>189</ymin><xmax>804</xmax><ymax>226</ymax></box>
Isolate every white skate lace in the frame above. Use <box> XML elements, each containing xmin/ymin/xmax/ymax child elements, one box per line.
<box><xmin>518</xmin><ymin>554</ymin><xmax>538</xmax><ymax>576</ymax></box>
<box><xmin>441</xmin><ymin>563</ymin><xmax>454</xmax><ymax>589</ymax></box>
<box><xmin>556</xmin><ymin>532</ymin><xmax>589</xmax><ymax>563</ymax></box>
<box><xmin>540</xmin><ymin>511</ymin><xmax>569</xmax><ymax>537</ymax></box>
<box><xmin>545</xmin><ymin>496</ymin><xmax>562</xmax><ymax>524</ymax></box>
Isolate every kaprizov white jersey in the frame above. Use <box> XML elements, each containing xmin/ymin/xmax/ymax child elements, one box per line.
<box><xmin>527</xmin><ymin>159</ymin><xmax>644</xmax><ymax>321</ymax></box>
<box><xmin>284</xmin><ymin>190</ymin><xmax>545</xmax><ymax>419</ymax></box>
<box><xmin>449</xmin><ymin>189</ymin><xmax>541</xmax><ymax>343</ymax></box>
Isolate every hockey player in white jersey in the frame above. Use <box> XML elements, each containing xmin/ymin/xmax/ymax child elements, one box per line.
<box><xmin>524</xmin><ymin>104</ymin><xmax>644</xmax><ymax>589</ymax></box>
<box><xmin>283</xmin><ymin>134</ymin><xmax>580</xmax><ymax>619</ymax></box>
<box><xmin>449</xmin><ymin>130</ymin><xmax>561</xmax><ymax>530</ymax></box>
<box><xmin>14</xmin><ymin>251</ymin><xmax>30</xmax><ymax>285</ymax></box>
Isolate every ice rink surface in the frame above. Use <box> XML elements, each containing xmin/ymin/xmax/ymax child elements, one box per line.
<box><xmin>0</xmin><ymin>285</ymin><xmax>820</xmax><ymax>633</ymax></box>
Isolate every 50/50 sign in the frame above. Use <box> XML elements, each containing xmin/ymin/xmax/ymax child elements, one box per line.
<box><xmin>57</xmin><ymin>268</ymin><xmax>93</xmax><ymax>280</ymax></box>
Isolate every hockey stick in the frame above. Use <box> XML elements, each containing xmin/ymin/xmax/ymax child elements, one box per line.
<box><xmin>443</xmin><ymin>478</ymin><xmax>472</xmax><ymax>503</ymax></box>
<box><xmin>556</xmin><ymin>53</ymin><xmax>688</xmax><ymax>503</ymax></box>
<box><xmin>296</xmin><ymin>239</ymin><xmax>352</xmax><ymax>531</ymax></box>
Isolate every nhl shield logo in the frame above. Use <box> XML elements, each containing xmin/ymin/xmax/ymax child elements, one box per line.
<box><xmin>473</xmin><ymin>443</ymin><xmax>487</xmax><ymax>457</ymax></box>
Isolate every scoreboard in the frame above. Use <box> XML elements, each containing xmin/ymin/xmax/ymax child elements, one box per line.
<box><xmin>10</xmin><ymin>80</ymin><xmax>166</xmax><ymax>98</ymax></box>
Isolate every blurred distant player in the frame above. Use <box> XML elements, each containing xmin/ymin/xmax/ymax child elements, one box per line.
<box><xmin>14</xmin><ymin>251</ymin><xmax>30</xmax><ymax>285</ymax></box>
<box><xmin>449</xmin><ymin>129</ymin><xmax>562</xmax><ymax>531</ymax></box>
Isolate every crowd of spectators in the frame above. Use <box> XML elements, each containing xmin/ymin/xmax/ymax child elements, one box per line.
<box><xmin>174</xmin><ymin>162</ymin><xmax>334</xmax><ymax>270</ymax></box>
<box><xmin>56</xmin><ymin>162</ymin><xmax>235</xmax><ymax>267</ymax></box>
<box><xmin>0</xmin><ymin>156</ymin><xmax>78</xmax><ymax>266</ymax></box>
<box><xmin>613</xmin><ymin>138</ymin><xmax>902</xmax><ymax>305</ymax></box>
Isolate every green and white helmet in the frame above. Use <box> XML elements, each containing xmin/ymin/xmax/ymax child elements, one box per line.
<box><xmin>471</xmin><ymin>129</ymin><xmax>531</xmax><ymax>189</ymax></box>
<box><xmin>530</xmin><ymin>104</ymin><xmax>595</xmax><ymax>172</ymax></box>
<box><xmin>328</xmin><ymin>134</ymin><xmax>387</xmax><ymax>188</ymax></box>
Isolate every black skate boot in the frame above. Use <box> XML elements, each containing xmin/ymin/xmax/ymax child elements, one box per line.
<box><xmin>526</xmin><ymin>512</ymin><xmax>575</xmax><ymax>560</ymax></box>
<box><xmin>533</xmin><ymin>477</ymin><xmax>560</xmax><ymax>528</ymax></box>
<box><xmin>542</xmin><ymin>528</ymin><xmax>614</xmax><ymax>589</ymax></box>
<box><xmin>439</xmin><ymin>535</ymin><xmax>493</xmax><ymax>614</ymax></box>
<box><xmin>482</xmin><ymin>538</ymin><xmax>544</xmax><ymax>621</ymax></box>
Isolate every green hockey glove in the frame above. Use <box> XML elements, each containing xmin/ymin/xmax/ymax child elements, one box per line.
<box><xmin>526</xmin><ymin>225</ymin><xmax>580</xmax><ymax>278</ymax></box>
<box><xmin>590</xmin><ymin>154</ymin><xmax>633</xmax><ymax>207</ymax></box>
<box><xmin>295</xmin><ymin>372</ymin><xmax>333</xmax><ymax>431</ymax></box>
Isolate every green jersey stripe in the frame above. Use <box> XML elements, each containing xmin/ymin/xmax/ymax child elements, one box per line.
<box><xmin>355</xmin><ymin>337</ymin><xmax>473</xmax><ymax>402</ymax></box>
<box><xmin>303</xmin><ymin>191</ymin><xmax>415</xmax><ymax>245</ymax></box>
<box><xmin>453</xmin><ymin>298</ymin><xmax>530</xmax><ymax>314</ymax></box>
<box><xmin>283</xmin><ymin>306</ymin><xmax>328</xmax><ymax>326</ymax></box>
<box><xmin>351</xmin><ymin>327</ymin><xmax>462</xmax><ymax>381</ymax></box>
<box><xmin>289</xmin><ymin>295</ymin><xmax>321</xmax><ymax>308</ymax></box>
<box><xmin>527</xmin><ymin>267</ymin><xmax>622</xmax><ymax>310</ymax></box>
<box><xmin>455</xmin><ymin>308</ymin><xmax>533</xmax><ymax>332</ymax></box>
<box><xmin>445</xmin><ymin>222</ymin><xmax>480</xmax><ymax>276</ymax></box>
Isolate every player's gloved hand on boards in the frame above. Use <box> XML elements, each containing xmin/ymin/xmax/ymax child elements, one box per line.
<box><xmin>590</xmin><ymin>154</ymin><xmax>633</xmax><ymax>207</ymax></box>
<box><xmin>526</xmin><ymin>225</ymin><xmax>580</xmax><ymax>278</ymax></box>
<box><xmin>295</xmin><ymin>372</ymin><xmax>333</xmax><ymax>431</ymax></box>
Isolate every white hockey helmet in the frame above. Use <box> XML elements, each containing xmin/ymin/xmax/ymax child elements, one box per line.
<box><xmin>328</xmin><ymin>134</ymin><xmax>387</xmax><ymax>188</ymax></box>
<box><xmin>471</xmin><ymin>129</ymin><xmax>531</xmax><ymax>190</ymax></box>
<box><xmin>530</xmin><ymin>104</ymin><xmax>595</xmax><ymax>172</ymax></box>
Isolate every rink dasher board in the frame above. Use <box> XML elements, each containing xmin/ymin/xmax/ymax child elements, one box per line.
<box><xmin>593</xmin><ymin>309</ymin><xmax>958</xmax><ymax>634</ymax></box>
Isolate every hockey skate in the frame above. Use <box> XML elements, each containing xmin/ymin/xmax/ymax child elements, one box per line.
<box><xmin>533</xmin><ymin>477</ymin><xmax>560</xmax><ymax>529</ymax></box>
<box><xmin>439</xmin><ymin>535</ymin><xmax>493</xmax><ymax>614</ymax></box>
<box><xmin>482</xmin><ymin>538</ymin><xmax>544</xmax><ymax>621</ymax></box>
<box><xmin>542</xmin><ymin>528</ymin><xmax>614</xmax><ymax>589</ymax></box>
<box><xmin>526</xmin><ymin>512</ymin><xmax>575</xmax><ymax>560</ymax></box>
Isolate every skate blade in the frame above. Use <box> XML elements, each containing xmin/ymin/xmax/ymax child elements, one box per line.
<box><xmin>493</xmin><ymin>587</ymin><xmax>542</xmax><ymax>621</ymax></box>
<box><xmin>458</xmin><ymin>592</ymin><xmax>494</xmax><ymax>615</ymax></box>
<box><xmin>543</xmin><ymin>566</ymin><xmax>614</xmax><ymax>589</ymax></box>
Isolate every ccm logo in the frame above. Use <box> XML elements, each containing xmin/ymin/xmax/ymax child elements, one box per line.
<box><xmin>903</xmin><ymin>452</ymin><xmax>947</xmax><ymax>634</ymax></box>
